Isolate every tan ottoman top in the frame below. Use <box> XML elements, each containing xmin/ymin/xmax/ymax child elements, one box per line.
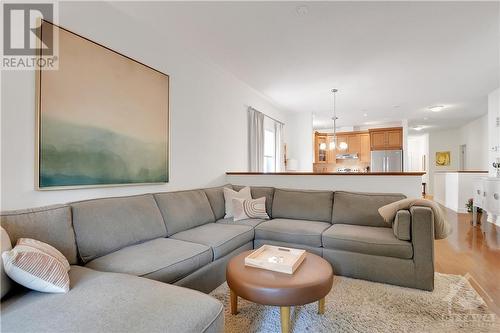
<box><xmin>226</xmin><ymin>250</ymin><xmax>334</xmax><ymax>306</ymax></box>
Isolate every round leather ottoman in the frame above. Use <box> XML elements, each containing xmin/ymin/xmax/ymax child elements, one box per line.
<box><xmin>226</xmin><ymin>250</ymin><xmax>334</xmax><ymax>333</ymax></box>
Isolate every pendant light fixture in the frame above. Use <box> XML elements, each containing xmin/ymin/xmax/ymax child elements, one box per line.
<box><xmin>329</xmin><ymin>89</ymin><xmax>338</xmax><ymax>150</ymax></box>
<box><xmin>329</xmin><ymin>88</ymin><xmax>348</xmax><ymax>151</ymax></box>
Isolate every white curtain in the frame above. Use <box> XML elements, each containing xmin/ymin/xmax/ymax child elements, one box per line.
<box><xmin>248</xmin><ymin>107</ymin><xmax>264</xmax><ymax>172</ymax></box>
<box><xmin>275</xmin><ymin>122</ymin><xmax>284</xmax><ymax>172</ymax></box>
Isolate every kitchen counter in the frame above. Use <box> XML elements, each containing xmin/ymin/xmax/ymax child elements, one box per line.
<box><xmin>226</xmin><ymin>172</ymin><xmax>425</xmax><ymax>198</ymax></box>
<box><xmin>227</xmin><ymin>172</ymin><xmax>425</xmax><ymax>176</ymax></box>
<box><xmin>434</xmin><ymin>171</ymin><xmax>488</xmax><ymax>174</ymax></box>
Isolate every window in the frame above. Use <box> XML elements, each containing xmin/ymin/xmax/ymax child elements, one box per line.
<box><xmin>264</xmin><ymin>129</ymin><xmax>276</xmax><ymax>172</ymax></box>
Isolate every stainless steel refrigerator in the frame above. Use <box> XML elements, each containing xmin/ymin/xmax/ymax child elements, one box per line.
<box><xmin>371</xmin><ymin>150</ymin><xmax>403</xmax><ymax>172</ymax></box>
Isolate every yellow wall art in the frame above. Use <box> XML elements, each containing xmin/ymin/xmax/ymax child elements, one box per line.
<box><xmin>435</xmin><ymin>151</ymin><xmax>451</xmax><ymax>166</ymax></box>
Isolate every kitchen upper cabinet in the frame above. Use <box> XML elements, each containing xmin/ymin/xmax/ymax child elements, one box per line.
<box><xmin>370</xmin><ymin>131</ymin><xmax>386</xmax><ymax>150</ymax></box>
<box><xmin>314</xmin><ymin>133</ymin><xmax>328</xmax><ymax>163</ymax></box>
<box><xmin>336</xmin><ymin>135</ymin><xmax>348</xmax><ymax>153</ymax></box>
<box><xmin>369</xmin><ymin>127</ymin><xmax>403</xmax><ymax>150</ymax></box>
<box><xmin>347</xmin><ymin>135</ymin><xmax>361</xmax><ymax>155</ymax></box>
<box><xmin>314</xmin><ymin>131</ymin><xmax>371</xmax><ymax>168</ymax></box>
<box><xmin>387</xmin><ymin>129</ymin><xmax>403</xmax><ymax>149</ymax></box>
<box><xmin>359</xmin><ymin>133</ymin><xmax>370</xmax><ymax>163</ymax></box>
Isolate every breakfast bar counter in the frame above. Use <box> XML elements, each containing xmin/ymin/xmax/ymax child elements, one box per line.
<box><xmin>226</xmin><ymin>172</ymin><xmax>426</xmax><ymax>198</ymax></box>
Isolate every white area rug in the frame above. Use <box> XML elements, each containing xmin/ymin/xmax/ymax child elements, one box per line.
<box><xmin>210</xmin><ymin>273</ymin><xmax>499</xmax><ymax>332</ymax></box>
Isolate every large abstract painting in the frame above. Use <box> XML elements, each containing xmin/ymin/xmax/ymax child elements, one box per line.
<box><xmin>36</xmin><ymin>21</ymin><xmax>169</xmax><ymax>189</ymax></box>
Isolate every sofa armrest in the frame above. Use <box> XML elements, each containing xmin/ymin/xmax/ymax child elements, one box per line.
<box><xmin>409</xmin><ymin>206</ymin><xmax>435</xmax><ymax>291</ymax></box>
<box><xmin>392</xmin><ymin>210</ymin><xmax>411</xmax><ymax>240</ymax></box>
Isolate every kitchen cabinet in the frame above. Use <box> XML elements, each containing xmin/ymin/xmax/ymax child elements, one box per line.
<box><xmin>347</xmin><ymin>135</ymin><xmax>361</xmax><ymax>155</ymax></box>
<box><xmin>314</xmin><ymin>131</ymin><xmax>370</xmax><ymax>163</ymax></box>
<box><xmin>314</xmin><ymin>133</ymin><xmax>329</xmax><ymax>163</ymax></box>
<box><xmin>335</xmin><ymin>135</ymin><xmax>348</xmax><ymax>153</ymax></box>
<box><xmin>359</xmin><ymin>133</ymin><xmax>370</xmax><ymax>163</ymax></box>
<box><xmin>369</xmin><ymin>127</ymin><xmax>403</xmax><ymax>150</ymax></box>
<box><xmin>313</xmin><ymin>163</ymin><xmax>336</xmax><ymax>173</ymax></box>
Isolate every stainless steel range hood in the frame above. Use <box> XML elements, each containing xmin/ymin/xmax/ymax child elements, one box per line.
<box><xmin>336</xmin><ymin>153</ymin><xmax>359</xmax><ymax>160</ymax></box>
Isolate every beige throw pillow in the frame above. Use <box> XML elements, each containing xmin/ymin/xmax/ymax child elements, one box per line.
<box><xmin>232</xmin><ymin>197</ymin><xmax>270</xmax><ymax>221</ymax></box>
<box><xmin>2</xmin><ymin>239</ymin><xmax>70</xmax><ymax>293</ymax></box>
<box><xmin>223</xmin><ymin>187</ymin><xmax>252</xmax><ymax>218</ymax></box>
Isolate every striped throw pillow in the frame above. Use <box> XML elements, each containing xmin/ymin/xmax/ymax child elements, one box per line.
<box><xmin>232</xmin><ymin>197</ymin><xmax>270</xmax><ymax>221</ymax></box>
<box><xmin>2</xmin><ymin>239</ymin><xmax>70</xmax><ymax>293</ymax></box>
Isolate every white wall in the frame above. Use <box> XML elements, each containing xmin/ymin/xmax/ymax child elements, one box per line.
<box><xmin>285</xmin><ymin>112</ymin><xmax>313</xmax><ymax>171</ymax></box>
<box><xmin>0</xmin><ymin>2</ymin><xmax>287</xmax><ymax>210</ymax></box>
<box><xmin>427</xmin><ymin>128</ymin><xmax>461</xmax><ymax>194</ymax></box>
<box><xmin>460</xmin><ymin>114</ymin><xmax>489</xmax><ymax>171</ymax></box>
<box><xmin>427</xmin><ymin>114</ymin><xmax>489</xmax><ymax>194</ymax></box>
<box><xmin>227</xmin><ymin>174</ymin><xmax>423</xmax><ymax>199</ymax></box>
<box><xmin>407</xmin><ymin>134</ymin><xmax>429</xmax><ymax>183</ymax></box>
<box><xmin>488</xmin><ymin>88</ymin><xmax>500</xmax><ymax>176</ymax></box>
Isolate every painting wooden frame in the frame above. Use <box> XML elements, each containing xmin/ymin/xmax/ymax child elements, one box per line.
<box><xmin>36</xmin><ymin>20</ymin><xmax>169</xmax><ymax>190</ymax></box>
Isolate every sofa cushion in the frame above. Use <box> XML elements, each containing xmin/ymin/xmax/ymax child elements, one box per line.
<box><xmin>0</xmin><ymin>205</ymin><xmax>78</xmax><ymax>264</ymax></box>
<box><xmin>332</xmin><ymin>191</ymin><xmax>406</xmax><ymax>227</ymax></box>
<box><xmin>272</xmin><ymin>189</ymin><xmax>334</xmax><ymax>222</ymax></box>
<box><xmin>171</xmin><ymin>223</ymin><xmax>254</xmax><ymax>260</ymax></box>
<box><xmin>1</xmin><ymin>266</ymin><xmax>224</xmax><ymax>333</ymax></box>
<box><xmin>255</xmin><ymin>218</ymin><xmax>331</xmax><ymax>247</ymax></box>
<box><xmin>232</xmin><ymin>185</ymin><xmax>275</xmax><ymax>216</ymax></box>
<box><xmin>322</xmin><ymin>224</ymin><xmax>413</xmax><ymax>259</ymax></box>
<box><xmin>154</xmin><ymin>190</ymin><xmax>215</xmax><ymax>236</ymax></box>
<box><xmin>393</xmin><ymin>210</ymin><xmax>411</xmax><ymax>241</ymax></box>
<box><xmin>217</xmin><ymin>217</ymin><xmax>266</xmax><ymax>228</ymax></box>
<box><xmin>71</xmin><ymin>195</ymin><xmax>167</xmax><ymax>263</ymax></box>
<box><xmin>85</xmin><ymin>238</ymin><xmax>212</xmax><ymax>283</ymax></box>
<box><xmin>204</xmin><ymin>185</ymin><xmax>232</xmax><ymax>220</ymax></box>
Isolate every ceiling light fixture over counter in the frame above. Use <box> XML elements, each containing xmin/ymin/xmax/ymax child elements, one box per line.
<box><xmin>329</xmin><ymin>89</ymin><xmax>348</xmax><ymax>151</ymax></box>
<box><xmin>428</xmin><ymin>105</ymin><xmax>445</xmax><ymax>112</ymax></box>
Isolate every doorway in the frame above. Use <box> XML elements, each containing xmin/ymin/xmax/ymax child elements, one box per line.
<box><xmin>459</xmin><ymin>144</ymin><xmax>466</xmax><ymax>170</ymax></box>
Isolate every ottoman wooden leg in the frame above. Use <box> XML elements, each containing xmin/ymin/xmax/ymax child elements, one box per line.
<box><xmin>230</xmin><ymin>289</ymin><xmax>238</xmax><ymax>315</ymax></box>
<box><xmin>280</xmin><ymin>306</ymin><xmax>290</xmax><ymax>333</ymax></box>
<box><xmin>318</xmin><ymin>297</ymin><xmax>325</xmax><ymax>314</ymax></box>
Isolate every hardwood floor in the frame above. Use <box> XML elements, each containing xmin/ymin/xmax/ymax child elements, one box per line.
<box><xmin>435</xmin><ymin>207</ymin><xmax>500</xmax><ymax>315</ymax></box>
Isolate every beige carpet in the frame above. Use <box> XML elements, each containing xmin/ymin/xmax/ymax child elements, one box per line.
<box><xmin>210</xmin><ymin>273</ymin><xmax>499</xmax><ymax>332</ymax></box>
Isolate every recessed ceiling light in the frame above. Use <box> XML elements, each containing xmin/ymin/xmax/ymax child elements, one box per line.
<box><xmin>363</xmin><ymin>113</ymin><xmax>368</xmax><ymax>117</ymax></box>
<box><xmin>428</xmin><ymin>105</ymin><xmax>445</xmax><ymax>112</ymax></box>
<box><xmin>296</xmin><ymin>5</ymin><xmax>309</xmax><ymax>16</ymax></box>
<box><xmin>413</xmin><ymin>126</ymin><xmax>424</xmax><ymax>131</ymax></box>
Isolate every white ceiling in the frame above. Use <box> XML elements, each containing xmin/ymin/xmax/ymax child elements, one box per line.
<box><xmin>110</xmin><ymin>1</ymin><xmax>499</xmax><ymax>132</ymax></box>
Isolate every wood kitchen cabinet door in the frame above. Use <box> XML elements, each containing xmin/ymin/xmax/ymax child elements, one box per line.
<box><xmin>369</xmin><ymin>127</ymin><xmax>402</xmax><ymax>150</ymax></box>
<box><xmin>347</xmin><ymin>135</ymin><xmax>361</xmax><ymax>155</ymax></box>
<box><xmin>370</xmin><ymin>131</ymin><xmax>387</xmax><ymax>150</ymax></box>
<box><xmin>386</xmin><ymin>129</ymin><xmax>403</xmax><ymax>149</ymax></box>
<box><xmin>359</xmin><ymin>133</ymin><xmax>370</xmax><ymax>162</ymax></box>
<box><xmin>315</xmin><ymin>133</ymin><xmax>328</xmax><ymax>163</ymax></box>
<box><xmin>336</xmin><ymin>135</ymin><xmax>348</xmax><ymax>153</ymax></box>
<box><xmin>326</xmin><ymin>135</ymin><xmax>336</xmax><ymax>162</ymax></box>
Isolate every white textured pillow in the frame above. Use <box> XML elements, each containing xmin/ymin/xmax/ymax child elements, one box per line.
<box><xmin>232</xmin><ymin>197</ymin><xmax>270</xmax><ymax>221</ymax></box>
<box><xmin>17</xmin><ymin>238</ymin><xmax>70</xmax><ymax>271</ymax></box>
<box><xmin>223</xmin><ymin>187</ymin><xmax>252</xmax><ymax>218</ymax></box>
<box><xmin>2</xmin><ymin>239</ymin><xmax>70</xmax><ymax>293</ymax></box>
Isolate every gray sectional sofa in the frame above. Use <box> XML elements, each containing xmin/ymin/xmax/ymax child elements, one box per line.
<box><xmin>0</xmin><ymin>185</ymin><xmax>435</xmax><ymax>332</ymax></box>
